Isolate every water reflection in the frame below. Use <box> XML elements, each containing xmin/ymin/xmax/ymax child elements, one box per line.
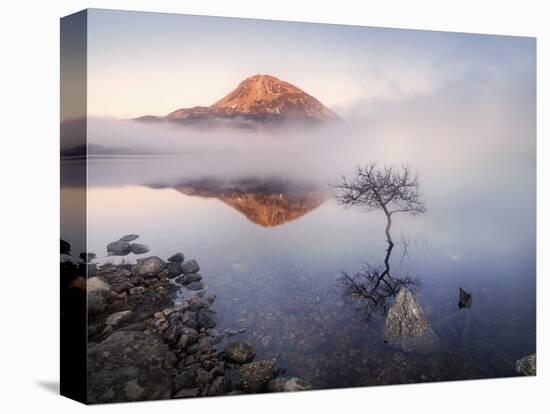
<box><xmin>338</xmin><ymin>242</ymin><xmax>419</xmax><ymax>323</ymax></box>
<box><xmin>150</xmin><ymin>177</ymin><xmax>330</xmax><ymax>227</ymax></box>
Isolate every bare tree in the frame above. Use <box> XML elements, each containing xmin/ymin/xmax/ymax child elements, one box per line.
<box><xmin>332</xmin><ymin>163</ymin><xmax>426</xmax><ymax>246</ymax></box>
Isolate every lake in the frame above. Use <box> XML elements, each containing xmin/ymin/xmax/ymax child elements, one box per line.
<box><xmin>62</xmin><ymin>153</ymin><xmax>536</xmax><ymax>388</ymax></box>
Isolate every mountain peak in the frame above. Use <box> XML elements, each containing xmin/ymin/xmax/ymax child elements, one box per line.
<box><xmin>141</xmin><ymin>74</ymin><xmax>339</xmax><ymax>128</ymax></box>
<box><xmin>212</xmin><ymin>74</ymin><xmax>338</xmax><ymax>121</ymax></box>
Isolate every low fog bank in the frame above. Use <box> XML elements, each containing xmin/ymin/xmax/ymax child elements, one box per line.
<box><xmin>86</xmin><ymin>70</ymin><xmax>535</xmax><ymax>187</ymax></box>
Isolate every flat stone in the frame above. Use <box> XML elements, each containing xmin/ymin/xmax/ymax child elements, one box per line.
<box><xmin>130</xmin><ymin>243</ymin><xmax>150</xmax><ymax>255</ymax></box>
<box><xmin>187</xmin><ymin>281</ymin><xmax>205</xmax><ymax>291</ymax></box>
<box><xmin>105</xmin><ymin>310</ymin><xmax>133</xmax><ymax>327</ymax></box>
<box><xmin>118</xmin><ymin>234</ymin><xmax>140</xmax><ymax>242</ymax></box>
<box><xmin>173</xmin><ymin>388</ymin><xmax>200</xmax><ymax>399</ymax></box>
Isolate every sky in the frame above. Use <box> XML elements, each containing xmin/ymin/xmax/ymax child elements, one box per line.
<box><xmin>85</xmin><ymin>8</ymin><xmax>535</xmax><ymax>119</ymax></box>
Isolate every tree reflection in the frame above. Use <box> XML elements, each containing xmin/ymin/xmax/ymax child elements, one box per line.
<box><xmin>338</xmin><ymin>242</ymin><xmax>419</xmax><ymax>323</ymax></box>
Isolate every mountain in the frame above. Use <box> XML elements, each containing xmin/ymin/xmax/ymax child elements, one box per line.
<box><xmin>135</xmin><ymin>74</ymin><xmax>339</xmax><ymax>129</ymax></box>
<box><xmin>150</xmin><ymin>178</ymin><xmax>330</xmax><ymax>227</ymax></box>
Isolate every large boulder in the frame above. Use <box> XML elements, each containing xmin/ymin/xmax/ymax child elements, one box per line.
<box><xmin>133</xmin><ymin>256</ymin><xmax>166</xmax><ymax>278</ymax></box>
<box><xmin>267</xmin><ymin>377</ymin><xmax>312</xmax><ymax>392</ymax></box>
<box><xmin>106</xmin><ymin>240</ymin><xmax>132</xmax><ymax>256</ymax></box>
<box><xmin>239</xmin><ymin>360</ymin><xmax>278</xmax><ymax>393</ymax></box>
<box><xmin>383</xmin><ymin>288</ymin><xmax>440</xmax><ymax>353</ymax></box>
<box><xmin>87</xmin><ymin>331</ymin><xmax>176</xmax><ymax>403</ymax></box>
<box><xmin>181</xmin><ymin>259</ymin><xmax>200</xmax><ymax>274</ymax></box>
<box><xmin>516</xmin><ymin>354</ymin><xmax>536</xmax><ymax>376</ymax></box>
<box><xmin>224</xmin><ymin>341</ymin><xmax>256</xmax><ymax>364</ymax></box>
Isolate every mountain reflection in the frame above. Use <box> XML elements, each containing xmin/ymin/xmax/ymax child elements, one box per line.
<box><xmin>151</xmin><ymin>177</ymin><xmax>330</xmax><ymax>227</ymax></box>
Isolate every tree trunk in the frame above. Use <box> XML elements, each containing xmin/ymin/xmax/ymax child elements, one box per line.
<box><xmin>383</xmin><ymin>209</ymin><xmax>394</xmax><ymax>247</ymax></box>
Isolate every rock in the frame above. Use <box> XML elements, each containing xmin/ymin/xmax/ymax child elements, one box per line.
<box><xmin>516</xmin><ymin>354</ymin><xmax>536</xmax><ymax>376</ymax></box>
<box><xmin>239</xmin><ymin>360</ymin><xmax>278</xmax><ymax>393</ymax></box>
<box><xmin>187</xmin><ymin>281</ymin><xmax>205</xmax><ymax>291</ymax></box>
<box><xmin>106</xmin><ymin>240</ymin><xmax>132</xmax><ymax>256</ymax></box>
<box><xmin>175</xmin><ymin>274</ymin><xmax>203</xmax><ymax>285</ymax></box>
<box><xmin>88</xmin><ymin>290</ymin><xmax>107</xmax><ymax>314</ymax></box>
<box><xmin>224</xmin><ymin>341</ymin><xmax>256</xmax><ymax>364</ymax></box>
<box><xmin>60</xmin><ymin>239</ymin><xmax>71</xmax><ymax>254</ymax></box>
<box><xmin>267</xmin><ymin>377</ymin><xmax>312</xmax><ymax>392</ymax></box>
<box><xmin>130</xmin><ymin>243</ymin><xmax>150</xmax><ymax>255</ymax></box>
<box><xmin>79</xmin><ymin>252</ymin><xmax>96</xmax><ymax>262</ymax></box>
<box><xmin>208</xmin><ymin>376</ymin><xmax>227</xmax><ymax>396</ymax></box>
<box><xmin>168</xmin><ymin>252</ymin><xmax>185</xmax><ymax>263</ymax></box>
<box><xmin>181</xmin><ymin>259</ymin><xmax>200</xmax><ymax>274</ymax></box>
<box><xmin>87</xmin><ymin>331</ymin><xmax>176</xmax><ymax>403</ymax></box>
<box><xmin>130</xmin><ymin>286</ymin><xmax>146</xmax><ymax>296</ymax></box>
<box><xmin>383</xmin><ymin>288</ymin><xmax>440</xmax><ymax>353</ymax></box>
<box><xmin>105</xmin><ymin>310</ymin><xmax>133</xmax><ymax>327</ymax></box>
<box><xmin>133</xmin><ymin>256</ymin><xmax>166</xmax><ymax>278</ymax></box>
<box><xmin>60</xmin><ymin>253</ymin><xmax>83</xmax><ymax>265</ymax></box>
<box><xmin>195</xmin><ymin>368</ymin><xmax>213</xmax><ymax>385</ymax></box>
<box><xmin>458</xmin><ymin>287</ymin><xmax>473</xmax><ymax>309</ymax></box>
<box><xmin>166</xmin><ymin>262</ymin><xmax>183</xmax><ymax>278</ymax></box>
<box><xmin>197</xmin><ymin>310</ymin><xmax>216</xmax><ymax>329</ymax></box>
<box><xmin>174</xmin><ymin>388</ymin><xmax>200</xmax><ymax>399</ymax></box>
<box><xmin>87</xmin><ymin>277</ymin><xmax>111</xmax><ymax>294</ymax></box>
<box><xmin>118</xmin><ymin>234</ymin><xmax>140</xmax><ymax>242</ymax></box>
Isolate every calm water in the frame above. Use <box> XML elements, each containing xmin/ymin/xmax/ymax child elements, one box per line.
<box><xmin>68</xmin><ymin>154</ymin><xmax>536</xmax><ymax>387</ymax></box>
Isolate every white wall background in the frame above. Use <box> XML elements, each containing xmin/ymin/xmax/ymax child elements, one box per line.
<box><xmin>0</xmin><ymin>0</ymin><xmax>547</xmax><ymax>412</ymax></box>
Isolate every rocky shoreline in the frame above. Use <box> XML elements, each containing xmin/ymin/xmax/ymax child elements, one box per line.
<box><xmin>62</xmin><ymin>236</ymin><xmax>311</xmax><ymax>403</ymax></box>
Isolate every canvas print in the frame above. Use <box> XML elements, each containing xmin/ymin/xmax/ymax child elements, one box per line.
<box><xmin>60</xmin><ymin>9</ymin><xmax>536</xmax><ymax>404</ymax></box>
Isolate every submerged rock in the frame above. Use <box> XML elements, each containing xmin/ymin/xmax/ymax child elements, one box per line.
<box><xmin>239</xmin><ymin>360</ymin><xmax>278</xmax><ymax>393</ymax></box>
<box><xmin>175</xmin><ymin>274</ymin><xmax>203</xmax><ymax>285</ymax></box>
<box><xmin>168</xmin><ymin>252</ymin><xmax>185</xmax><ymax>263</ymax></box>
<box><xmin>106</xmin><ymin>240</ymin><xmax>132</xmax><ymax>256</ymax></box>
<box><xmin>130</xmin><ymin>243</ymin><xmax>150</xmax><ymax>255</ymax></box>
<box><xmin>87</xmin><ymin>331</ymin><xmax>176</xmax><ymax>403</ymax></box>
<box><xmin>516</xmin><ymin>354</ymin><xmax>536</xmax><ymax>376</ymax></box>
<box><xmin>186</xmin><ymin>281</ymin><xmax>205</xmax><ymax>291</ymax></box>
<box><xmin>267</xmin><ymin>377</ymin><xmax>312</xmax><ymax>392</ymax></box>
<box><xmin>224</xmin><ymin>341</ymin><xmax>256</xmax><ymax>364</ymax></box>
<box><xmin>458</xmin><ymin>287</ymin><xmax>473</xmax><ymax>309</ymax></box>
<box><xmin>118</xmin><ymin>234</ymin><xmax>140</xmax><ymax>242</ymax></box>
<box><xmin>181</xmin><ymin>259</ymin><xmax>200</xmax><ymax>274</ymax></box>
<box><xmin>133</xmin><ymin>256</ymin><xmax>166</xmax><ymax>278</ymax></box>
<box><xmin>197</xmin><ymin>310</ymin><xmax>216</xmax><ymax>329</ymax></box>
<box><xmin>383</xmin><ymin>288</ymin><xmax>440</xmax><ymax>353</ymax></box>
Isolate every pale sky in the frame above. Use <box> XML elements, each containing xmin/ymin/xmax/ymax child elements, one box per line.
<box><xmin>85</xmin><ymin>9</ymin><xmax>535</xmax><ymax>119</ymax></box>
